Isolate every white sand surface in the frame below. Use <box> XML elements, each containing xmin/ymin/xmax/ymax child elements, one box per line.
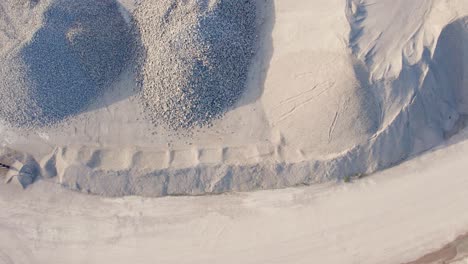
<box><xmin>1</xmin><ymin>128</ymin><xmax>468</xmax><ymax>264</ymax></box>
<box><xmin>2</xmin><ymin>0</ymin><xmax>468</xmax><ymax>262</ymax></box>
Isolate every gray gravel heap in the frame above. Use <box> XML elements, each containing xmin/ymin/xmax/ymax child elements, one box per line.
<box><xmin>134</xmin><ymin>0</ymin><xmax>258</xmax><ymax>130</ymax></box>
<box><xmin>0</xmin><ymin>0</ymin><xmax>134</xmax><ymax>128</ymax></box>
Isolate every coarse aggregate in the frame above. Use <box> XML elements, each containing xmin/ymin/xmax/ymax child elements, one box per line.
<box><xmin>134</xmin><ymin>0</ymin><xmax>258</xmax><ymax>130</ymax></box>
<box><xmin>0</xmin><ymin>0</ymin><xmax>135</xmax><ymax>128</ymax></box>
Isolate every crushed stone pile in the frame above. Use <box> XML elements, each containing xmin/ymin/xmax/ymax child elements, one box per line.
<box><xmin>134</xmin><ymin>0</ymin><xmax>258</xmax><ymax>130</ymax></box>
<box><xmin>0</xmin><ymin>0</ymin><xmax>135</xmax><ymax>128</ymax></box>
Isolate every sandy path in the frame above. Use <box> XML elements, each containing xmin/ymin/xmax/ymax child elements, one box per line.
<box><xmin>405</xmin><ymin>232</ymin><xmax>468</xmax><ymax>264</ymax></box>
<box><xmin>1</xmin><ymin>130</ymin><xmax>468</xmax><ymax>263</ymax></box>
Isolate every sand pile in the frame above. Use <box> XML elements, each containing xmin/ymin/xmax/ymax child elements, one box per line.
<box><xmin>0</xmin><ymin>0</ymin><xmax>134</xmax><ymax>128</ymax></box>
<box><xmin>134</xmin><ymin>0</ymin><xmax>257</xmax><ymax>130</ymax></box>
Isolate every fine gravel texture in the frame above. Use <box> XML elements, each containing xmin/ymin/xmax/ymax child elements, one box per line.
<box><xmin>0</xmin><ymin>0</ymin><xmax>135</xmax><ymax>128</ymax></box>
<box><xmin>134</xmin><ymin>0</ymin><xmax>258</xmax><ymax>130</ymax></box>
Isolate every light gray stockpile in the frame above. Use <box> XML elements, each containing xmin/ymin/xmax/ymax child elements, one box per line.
<box><xmin>0</xmin><ymin>0</ymin><xmax>134</xmax><ymax>128</ymax></box>
<box><xmin>134</xmin><ymin>0</ymin><xmax>258</xmax><ymax>130</ymax></box>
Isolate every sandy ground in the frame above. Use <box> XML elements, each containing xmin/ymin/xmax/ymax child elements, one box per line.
<box><xmin>1</xmin><ymin>129</ymin><xmax>468</xmax><ymax>264</ymax></box>
<box><xmin>406</xmin><ymin>232</ymin><xmax>468</xmax><ymax>264</ymax></box>
<box><xmin>1</xmin><ymin>0</ymin><xmax>468</xmax><ymax>261</ymax></box>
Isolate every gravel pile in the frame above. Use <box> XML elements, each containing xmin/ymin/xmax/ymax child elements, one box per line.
<box><xmin>0</xmin><ymin>0</ymin><xmax>135</xmax><ymax>128</ymax></box>
<box><xmin>134</xmin><ymin>0</ymin><xmax>258</xmax><ymax>130</ymax></box>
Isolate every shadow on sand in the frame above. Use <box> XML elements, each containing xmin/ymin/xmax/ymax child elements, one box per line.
<box><xmin>235</xmin><ymin>0</ymin><xmax>276</xmax><ymax>108</ymax></box>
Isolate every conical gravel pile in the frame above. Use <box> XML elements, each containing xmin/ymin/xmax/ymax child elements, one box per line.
<box><xmin>134</xmin><ymin>0</ymin><xmax>258</xmax><ymax>130</ymax></box>
<box><xmin>0</xmin><ymin>0</ymin><xmax>135</xmax><ymax>128</ymax></box>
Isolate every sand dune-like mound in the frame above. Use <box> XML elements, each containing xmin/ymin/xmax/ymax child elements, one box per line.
<box><xmin>342</xmin><ymin>2</ymin><xmax>468</xmax><ymax>170</ymax></box>
<box><xmin>135</xmin><ymin>0</ymin><xmax>257</xmax><ymax>130</ymax></box>
<box><xmin>0</xmin><ymin>0</ymin><xmax>134</xmax><ymax>128</ymax></box>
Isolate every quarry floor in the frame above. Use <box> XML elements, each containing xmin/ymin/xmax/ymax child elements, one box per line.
<box><xmin>1</xmin><ymin>128</ymin><xmax>468</xmax><ymax>264</ymax></box>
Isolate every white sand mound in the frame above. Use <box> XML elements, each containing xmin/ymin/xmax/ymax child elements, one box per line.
<box><xmin>343</xmin><ymin>1</ymin><xmax>468</xmax><ymax>168</ymax></box>
<box><xmin>0</xmin><ymin>0</ymin><xmax>135</xmax><ymax>128</ymax></box>
<box><xmin>0</xmin><ymin>0</ymin><xmax>467</xmax><ymax>197</ymax></box>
